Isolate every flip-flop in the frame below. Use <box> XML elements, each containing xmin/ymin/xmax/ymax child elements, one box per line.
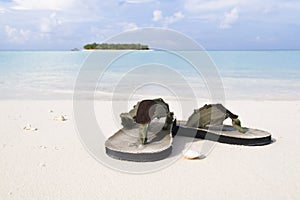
<box><xmin>172</xmin><ymin>104</ymin><xmax>272</xmax><ymax>146</ymax></box>
<box><xmin>105</xmin><ymin>98</ymin><xmax>174</xmax><ymax>162</ymax></box>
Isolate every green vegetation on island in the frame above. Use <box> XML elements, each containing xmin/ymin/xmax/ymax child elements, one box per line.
<box><xmin>83</xmin><ymin>43</ymin><xmax>149</xmax><ymax>50</ymax></box>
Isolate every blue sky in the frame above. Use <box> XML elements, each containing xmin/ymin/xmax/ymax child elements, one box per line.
<box><xmin>0</xmin><ymin>0</ymin><xmax>299</xmax><ymax>50</ymax></box>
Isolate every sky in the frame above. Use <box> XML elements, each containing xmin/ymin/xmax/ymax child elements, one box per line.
<box><xmin>0</xmin><ymin>0</ymin><xmax>299</xmax><ymax>50</ymax></box>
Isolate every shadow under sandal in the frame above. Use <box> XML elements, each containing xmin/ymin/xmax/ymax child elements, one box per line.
<box><xmin>172</xmin><ymin>104</ymin><xmax>272</xmax><ymax>146</ymax></box>
<box><xmin>105</xmin><ymin>98</ymin><xmax>174</xmax><ymax>162</ymax></box>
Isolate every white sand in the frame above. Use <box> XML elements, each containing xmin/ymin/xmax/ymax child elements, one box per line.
<box><xmin>0</xmin><ymin>100</ymin><xmax>299</xmax><ymax>199</ymax></box>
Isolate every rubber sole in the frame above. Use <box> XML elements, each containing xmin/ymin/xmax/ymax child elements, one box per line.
<box><xmin>105</xmin><ymin>125</ymin><xmax>173</xmax><ymax>162</ymax></box>
<box><xmin>172</xmin><ymin>120</ymin><xmax>272</xmax><ymax>146</ymax></box>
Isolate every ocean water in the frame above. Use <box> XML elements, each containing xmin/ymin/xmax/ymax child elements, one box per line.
<box><xmin>0</xmin><ymin>50</ymin><xmax>299</xmax><ymax>100</ymax></box>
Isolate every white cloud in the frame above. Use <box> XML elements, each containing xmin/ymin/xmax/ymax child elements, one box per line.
<box><xmin>8</xmin><ymin>0</ymin><xmax>108</xmax><ymax>25</ymax></box>
<box><xmin>165</xmin><ymin>12</ymin><xmax>184</xmax><ymax>24</ymax></box>
<box><xmin>119</xmin><ymin>0</ymin><xmax>155</xmax><ymax>4</ymax></box>
<box><xmin>0</xmin><ymin>7</ymin><xmax>6</xmax><ymax>14</ymax></box>
<box><xmin>5</xmin><ymin>25</ymin><xmax>31</xmax><ymax>43</ymax></box>
<box><xmin>220</xmin><ymin>7</ymin><xmax>239</xmax><ymax>29</ymax></box>
<box><xmin>152</xmin><ymin>10</ymin><xmax>184</xmax><ymax>27</ymax></box>
<box><xmin>152</xmin><ymin>10</ymin><xmax>162</xmax><ymax>21</ymax></box>
<box><xmin>185</xmin><ymin>0</ymin><xmax>240</xmax><ymax>12</ymax></box>
<box><xmin>40</xmin><ymin>12</ymin><xmax>62</xmax><ymax>33</ymax></box>
<box><xmin>11</xmin><ymin>0</ymin><xmax>76</xmax><ymax>10</ymax></box>
<box><xmin>119</xmin><ymin>22</ymin><xmax>138</xmax><ymax>31</ymax></box>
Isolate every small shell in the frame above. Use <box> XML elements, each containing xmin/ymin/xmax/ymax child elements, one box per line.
<box><xmin>183</xmin><ymin>150</ymin><xmax>200</xmax><ymax>160</ymax></box>
<box><xmin>23</xmin><ymin>124</ymin><xmax>38</xmax><ymax>131</ymax></box>
<box><xmin>53</xmin><ymin>115</ymin><xmax>66</xmax><ymax>121</ymax></box>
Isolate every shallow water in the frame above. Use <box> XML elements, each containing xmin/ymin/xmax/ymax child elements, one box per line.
<box><xmin>0</xmin><ymin>50</ymin><xmax>299</xmax><ymax>100</ymax></box>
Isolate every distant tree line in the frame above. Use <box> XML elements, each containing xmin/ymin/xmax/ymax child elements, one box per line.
<box><xmin>83</xmin><ymin>43</ymin><xmax>149</xmax><ymax>50</ymax></box>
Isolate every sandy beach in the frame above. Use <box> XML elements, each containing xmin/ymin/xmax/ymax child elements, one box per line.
<box><xmin>0</xmin><ymin>99</ymin><xmax>299</xmax><ymax>199</ymax></box>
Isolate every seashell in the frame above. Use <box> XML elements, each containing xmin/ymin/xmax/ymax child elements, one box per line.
<box><xmin>183</xmin><ymin>150</ymin><xmax>201</xmax><ymax>160</ymax></box>
<box><xmin>23</xmin><ymin>124</ymin><xmax>38</xmax><ymax>131</ymax></box>
<box><xmin>53</xmin><ymin>115</ymin><xmax>66</xmax><ymax>121</ymax></box>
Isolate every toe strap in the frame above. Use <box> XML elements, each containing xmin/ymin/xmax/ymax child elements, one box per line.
<box><xmin>232</xmin><ymin>118</ymin><xmax>246</xmax><ymax>133</ymax></box>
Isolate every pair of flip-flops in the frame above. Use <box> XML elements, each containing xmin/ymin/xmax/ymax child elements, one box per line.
<box><xmin>105</xmin><ymin>99</ymin><xmax>272</xmax><ymax>162</ymax></box>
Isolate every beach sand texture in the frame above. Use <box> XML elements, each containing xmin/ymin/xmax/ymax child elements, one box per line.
<box><xmin>0</xmin><ymin>100</ymin><xmax>299</xmax><ymax>199</ymax></box>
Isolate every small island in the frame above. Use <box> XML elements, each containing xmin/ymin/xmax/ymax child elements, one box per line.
<box><xmin>83</xmin><ymin>43</ymin><xmax>149</xmax><ymax>50</ymax></box>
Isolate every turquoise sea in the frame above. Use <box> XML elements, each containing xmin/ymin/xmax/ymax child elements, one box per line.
<box><xmin>0</xmin><ymin>50</ymin><xmax>299</xmax><ymax>100</ymax></box>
